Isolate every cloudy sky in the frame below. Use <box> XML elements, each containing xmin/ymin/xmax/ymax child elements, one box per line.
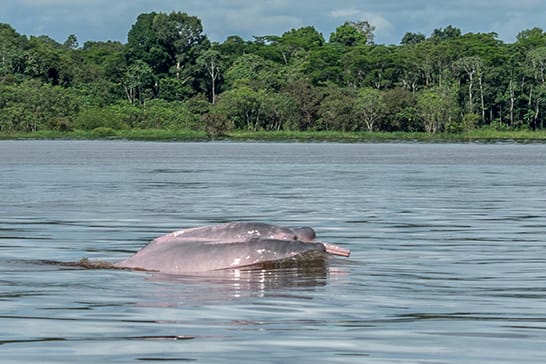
<box><xmin>1</xmin><ymin>0</ymin><xmax>545</xmax><ymax>45</ymax></box>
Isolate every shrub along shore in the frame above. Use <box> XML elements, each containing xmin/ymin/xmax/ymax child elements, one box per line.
<box><xmin>3</xmin><ymin>128</ymin><xmax>546</xmax><ymax>143</ymax></box>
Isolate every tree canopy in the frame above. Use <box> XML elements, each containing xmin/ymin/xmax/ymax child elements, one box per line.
<box><xmin>2</xmin><ymin>12</ymin><xmax>546</xmax><ymax>135</ymax></box>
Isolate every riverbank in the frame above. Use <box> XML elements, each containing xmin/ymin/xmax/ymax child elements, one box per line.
<box><xmin>2</xmin><ymin>128</ymin><xmax>546</xmax><ymax>142</ymax></box>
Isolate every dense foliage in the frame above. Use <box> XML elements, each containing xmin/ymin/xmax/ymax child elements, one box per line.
<box><xmin>3</xmin><ymin>12</ymin><xmax>546</xmax><ymax>135</ymax></box>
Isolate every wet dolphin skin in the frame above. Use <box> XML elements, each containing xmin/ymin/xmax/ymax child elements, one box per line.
<box><xmin>115</xmin><ymin>222</ymin><xmax>350</xmax><ymax>274</ymax></box>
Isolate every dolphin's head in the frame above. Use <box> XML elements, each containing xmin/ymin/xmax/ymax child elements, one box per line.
<box><xmin>290</xmin><ymin>227</ymin><xmax>316</xmax><ymax>242</ymax></box>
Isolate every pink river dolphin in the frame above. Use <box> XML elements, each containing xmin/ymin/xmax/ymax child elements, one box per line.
<box><xmin>114</xmin><ymin>222</ymin><xmax>350</xmax><ymax>274</ymax></box>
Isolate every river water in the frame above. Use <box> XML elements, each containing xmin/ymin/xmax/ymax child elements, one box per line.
<box><xmin>1</xmin><ymin>140</ymin><xmax>546</xmax><ymax>363</ymax></box>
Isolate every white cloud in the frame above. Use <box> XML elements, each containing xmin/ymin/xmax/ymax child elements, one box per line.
<box><xmin>19</xmin><ymin>0</ymin><xmax>77</xmax><ymax>5</ymax></box>
<box><xmin>1</xmin><ymin>0</ymin><xmax>546</xmax><ymax>45</ymax></box>
<box><xmin>363</xmin><ymin>13</ymin><xmax>395</xmax><ymax>39</ymax></box>
<box><xmin>330</xmin><ymin>8</ymin><xmax>361</xmax><ymax>18</ymax></box>
<box><xmin>201</xmin><ymin>3</ymin><xmax>303</xmax><ymax>39</ymax></box>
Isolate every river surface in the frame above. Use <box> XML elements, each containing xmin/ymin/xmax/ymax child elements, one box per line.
<box><xmin>1</xmin><ymin>140</ymin><xmax>546</xmax><ymax>363</ymax></box>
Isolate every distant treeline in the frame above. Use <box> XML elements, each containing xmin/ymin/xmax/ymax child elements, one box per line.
<box><xmin>2</xmin><ymin>12</ymin><xmax>546</xmax><ymax>135</ymax></box>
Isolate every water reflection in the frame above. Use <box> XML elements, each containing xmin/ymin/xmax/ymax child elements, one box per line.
<box><xmin>5</xmin><ymin>141</ymin><xmax>546</xmax><ymax>363</ymax></box>
<box><xmin>131</xmin><ymin>261</ymin><xmax>333</xmax><ymax>305</ymax></box>
<box><xmin>20</xmin><ymin>255</ymin><xmax>337</xmax><ymax>304</ymax></box>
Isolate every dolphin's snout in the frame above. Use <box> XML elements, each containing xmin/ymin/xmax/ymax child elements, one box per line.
<box><xmin>318</xmin><ymin>242</ymin><xmax>351</xmax><ymax>257</ymax></box>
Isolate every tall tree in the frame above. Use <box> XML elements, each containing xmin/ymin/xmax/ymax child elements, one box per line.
<box><xmin>122</xmin><ymin>60</ymin><xmax>153</xmax><ymax>104</ymax></box>
<box><xmin>126</xmin><ymin>13</ymin><xmax>167</xmax><ymax>72</ymax></box>
<box><xmin>382</xmin><ymin>88</ymin><xmax>420</xmax><ymax>131</ymax></box>
<box><xmin>401</xmin><ymin>32</ymin><xmax>426</xmax><ymax>45</ymax></box>
<box><xmin>515</xmin><ymin>27</ymin><xmax>546</xmax><ymax>51</ymax></box>
<box><xmin>525</xmin><ymin>47</ymin><xmax>546</xmax><ymax>128</ymax></box>
<box><xmin>217</xmin><ymin>36</ymin><xmax>248</xmax><ymax>68</ymax></box>
<box><xmin>275</xmin><ymin>26</ymin><xmax>324</xmax><ymax>64</ymax></box>
<box><xmin>225</xmin><ymin>53</ymin><xmax>281</xmax><ymax>90</ymax></box>
<box><xmin>281</xmin><ymin>79</ymin><xmax>324</xmax><ymax>130</ymax></box>
<box><xmin>152</xmin><ymin>12</ymin><xmax>208</xmax><ymax>79</ymax></box>
<box><xmin>0</xmin><ymin>23</ymin><xmax>28</xmax><ymax>76</ymax></box>
<box><xmin>417</xmin><ymin>84</ymin><xmax>459</xmax><ymax>133</ymax></box>
<box><xmin>126</xmin><ymin>12</ymin><xmax>209</xmax><ymax>78</ymax></box>
<box><xmin>306</xmin><ymin>44</ymin><xmax>344</xmax><ymax>85</ymax></box>
<box><xmin>430</xmin><ymin>25</ymin><xmax>462</xmax><ymax>43</ymax></box>
<box><xmin>317</xmin><ymin>85</ymin><xmax>357</xmax><ymax>131</ymax></box>
<box><xmin>25</xmin><ymin>36</ymin><xmax>68</xmax><ymax>85</ymax></box>
<box><xmin>63</xmin><ymin>34</ymin><xmax>79</xmax><ymax>49</ymax></box>
<box><xmin>453</xmin><ymin>56</ymin><xmax>484</xmax><ymax>119</ymax></box>
<box><xmin>355</xmin><ymin>87</ymin><xmax>385</xmax><ymax>131</ymax></box>
<box><xmin>528</xmin><ymin>47</ymin><xmax>546</xmax><ymax>84</ymax></box>
<box><xmin>197</xmin><ymin>48</ymin><xmax>223</xmax><ymax>104</ymax></box>
<box><xmin>330</xmin><ymin>21</ymin><xmax>375</xmax><ymax>46</ymax></box>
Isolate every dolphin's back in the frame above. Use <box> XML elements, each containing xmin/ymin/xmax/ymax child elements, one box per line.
<box><xmin>116</xmin><ymin>238</ymin><xmax>326</xmax><ymax>274</ymax></box>
<box><xmin>151</xmin><ymin>222</ymin><xmax>302</xmax><ymax>245</ymax></box>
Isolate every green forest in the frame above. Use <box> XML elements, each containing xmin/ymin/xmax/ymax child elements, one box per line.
<box><xmin>3</xmin><ymin>11</ymin><xmax>546</xmax><ymax>138</ymax></box>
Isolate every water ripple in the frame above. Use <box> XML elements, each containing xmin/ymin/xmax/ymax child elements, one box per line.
<box><xmin>3</xmin><ymin>141</ymin><xmax>546</xmax><ymax>363</ymax></box>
